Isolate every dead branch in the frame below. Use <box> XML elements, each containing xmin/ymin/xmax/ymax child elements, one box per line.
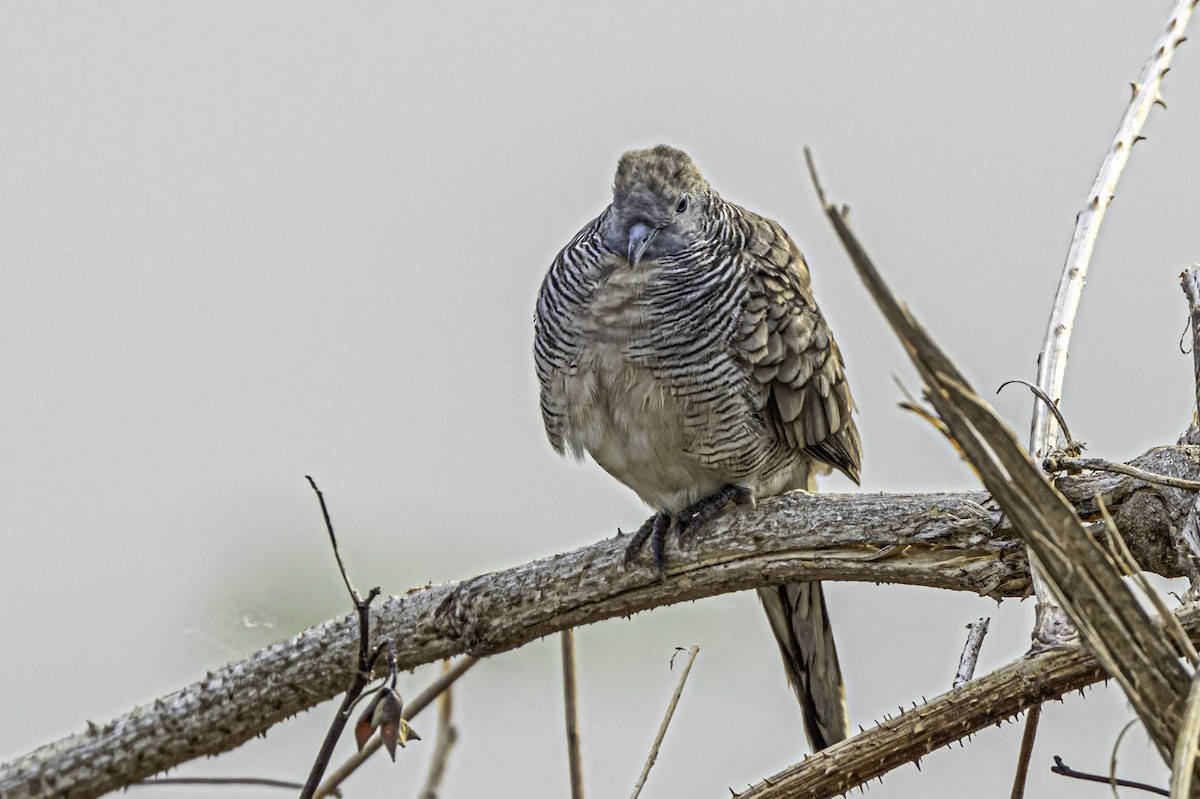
<box><xmin>952</xmin><ymin>618</ymin><xmax>990</xmax><ymax>689</ymax></box>
<box><xmin>737</xmin><ymin>605</ymin><xmax>1200</xmax><ymax>799</ymax></box>
<box><xmin>1026</xmin><ymin>0</ymin><xmax>1195</xmax><ymax>651</ymax></box>
<box><xmin>2</xmin><ymin>453</ymin><xmax>1198</xmax><ymax>799</ymax></box>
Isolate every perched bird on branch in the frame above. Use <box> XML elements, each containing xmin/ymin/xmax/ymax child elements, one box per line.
<box><xmin>534</xmin><ymin>145</ymin><xmax>861</xmax><ymax>750</ymax></box>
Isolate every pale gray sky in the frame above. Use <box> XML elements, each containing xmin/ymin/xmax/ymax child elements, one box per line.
<box><xmin>3</xmin><ymin>2</ymin><xmax>1199</xmax><ymax>797</ymax></box>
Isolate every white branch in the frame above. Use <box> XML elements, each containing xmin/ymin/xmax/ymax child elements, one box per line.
<box><xmin>1027</xmin><ymin>0</ymin><xmax>1196</xmax><ymax>648</ymax></box>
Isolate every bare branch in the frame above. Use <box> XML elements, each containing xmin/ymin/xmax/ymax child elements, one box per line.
<box><xmin>1009</xmin><ymin>706</ymin><xmax>1040</xmax><ymax>799</ymax></box>
<box><xmin>1030</xmin><ymin>0</ymin><xmax>1195</xmax><ymax>458</ymax></box>
<box><xmin>1046</xmin><ymin>455</ymin><xmax>1200</xmax><ymax>491</ymax></box>
<box><xmin>416</xmin><ymin>661</ymin><xmax>458</xmax><ymax>799</ymax></box>
<box><xmin>561</xmin><ymin>630</ymin><xmax>586</xmax><ymax>799</ymax></box>
<box><xmin>738</xmin><ymin>605</ymin><xmax>1200</xmax><ymax>799</ymax></box>
<box><xmin>807</xmin><ymin>149</ymin><xmax>1193</xmax><ymax>767</ymax></box>
<box><xmin>1026</xmin><ymin>0</ymin><xmax>1196</xmax><ymax>648</ymax></box>
<box><xmin>1179</xmin><ymin>264</ymin><xmax>1200</xmax><ymax>421</ymax></box>
<box><xmin>629</xmin><ymin>645</ymin><xmax>699</xmax><ymax>799</ymax></box>
<box><xmin>4</xmin><ymin>452</ymin><xmax>1199</xmax><ymax>799</ymax></box>
<box><xmin>953</xmin><ymin>617</ymin><xmax>990</xmax><ymax>689</ymax></box>
<box><xmin>1051</xmin><ymin>756</ymin><xmax>1169</xmax><ymax>797</ymax></box>
<box><xmin>1177</xmin><ymin>264</ymin><xmax>1200</xmax><ymax>585</ymax></box>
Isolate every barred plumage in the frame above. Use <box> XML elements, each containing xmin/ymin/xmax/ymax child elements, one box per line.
<box><xmin>534</xmin><ymin>145</ymin><xmax>861</xmax><ymax>751</ymax></box>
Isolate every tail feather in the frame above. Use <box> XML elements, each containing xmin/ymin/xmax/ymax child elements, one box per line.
<box><xmin>757</xmin><ymin>581</ymin><xmax>848</xmax><ymax>750</ymax></box>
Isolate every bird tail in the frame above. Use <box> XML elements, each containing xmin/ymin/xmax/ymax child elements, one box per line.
<box><xmin>757</xmin><ymin>581</ymin><xmax>849</xmax><ymax>750</ymax></box>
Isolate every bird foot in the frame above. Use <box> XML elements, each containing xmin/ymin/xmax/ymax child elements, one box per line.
<box><xmin>674</xmin><ymin>484</ymin><xmax>753</xmax><ymax>537</ymax></box>
<box><xmin>623</xmin><ymin>485</ymin><xmax>752</xmax><ymax>578</ymax></box>
<box><xmin>624</xmin><ymin>510</ymin><xmax>671</xmax><ymax>577</ymax></box>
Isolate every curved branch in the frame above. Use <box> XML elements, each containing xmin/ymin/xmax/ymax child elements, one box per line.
<box><xmin>1</xmin><ymin>448</ymin><xmax>1197</xmax><ymax>799</ymax></box>
<box><xmin>737</xmin><ymin>604</ymin><xmax>1200</xmax><ymax>799</ymax></box>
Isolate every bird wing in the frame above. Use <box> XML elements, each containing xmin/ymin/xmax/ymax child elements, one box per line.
<box><xmin>533</xmin><ymin>213</ymin><xmax>607</xmax><ymax>453</ymax></box>
<box><xmin>732</xmin><ymin>215</ymin><xmax>861</xmax><ymax>482</ymax></box>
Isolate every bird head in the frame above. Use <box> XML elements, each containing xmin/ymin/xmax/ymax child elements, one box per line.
<box><xmin>602</xmin><ymin>145</ymin><xmax>712</xmax><ymax>267</ymax></box>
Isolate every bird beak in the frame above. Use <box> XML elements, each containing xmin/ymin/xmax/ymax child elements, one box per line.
<box><xmin>627</xmin><ymin>223</ymin><xmax>658</xmax><ymax>267</ymax></box>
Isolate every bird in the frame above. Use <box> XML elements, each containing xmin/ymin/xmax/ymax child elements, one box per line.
<box><xmin>533</xmin><ymin>144</ymin><xmax>861</xmax><ymax>751</ymax></box>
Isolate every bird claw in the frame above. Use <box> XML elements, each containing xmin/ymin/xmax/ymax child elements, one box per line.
<box><xmin>674</xmin><ymin>485</ymin><xmax>751</xmax><ymax>537</ymax></box>
<box><xmin>624</xmin><ymin>485</ymin><xmax>751</xmax><ymax>578</ymax></box>
<box><xmin>624</xmin><ymin>511</ymin><xmax>671</xmax><ymax>579</ymax></box>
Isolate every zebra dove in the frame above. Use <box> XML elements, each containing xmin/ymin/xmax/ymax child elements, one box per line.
<box><xmin>534</xmin><ymin>145</ymin><xmax>861</xmax><ymax>750</ymax></box>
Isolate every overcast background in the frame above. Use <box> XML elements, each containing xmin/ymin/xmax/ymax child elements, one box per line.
<box><xmin>3</xmin><ymin>2</ymin><xmax>1200</xmax><ymax>797</ymax></box>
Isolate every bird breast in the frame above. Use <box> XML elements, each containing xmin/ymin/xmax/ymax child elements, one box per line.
<box><xmin>558</xmin><ymin>264</ymin><xmax>744</xmax><ymax>512</ymax></box>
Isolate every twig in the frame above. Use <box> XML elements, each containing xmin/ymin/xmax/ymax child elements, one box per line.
<box><xmin>1009</xmin><ymin>706</ymin><xmax>1040</xmax><ymax>799</ymax></box>
<box><xmin>562</xmin><ymin>629</ymin><xmax>586</xmax><ymax>799</ymax></box>
<box><xmin>629</xmin><ymin>645</ymin><xmax>700</xmax><ymax>799</ymax></box>
<box><xmin>1177</xmin><ymin>265</ymin><xmax>1200</xmax><ymax>585</ymax></box>
<box><xmin>1045</xmin><ymin>455</ymin><xmax>1200</xmax><ymax>491</ymax></box>
<box><xmin>1052</xmin><ymin>756</ymin><xmax>1169</xmax><ymax>797</ymax></box>
<box><xmin>316</xmin><ymin>655</ymin><xmax>480</xmax><ymax>799</ymax></box>
<box><xmin>1027</xmin><ymin>0</ymin><xmax>1195</xmax><ymax>648</ymax></box>
<box><xmin>416</xmin><ymin>661</ymin><xmax>458</xmax><ymax>799</ymax></box>
<box><xmin>1179</xmin><ymin>264</ymin><xmax>1200</xmax><ymax>421</ymax></box>
<box><xmin>300</xmin><ymin>477</ymin><xmax>386</xmax><ymax>799</ymax></box>
<box><xmin>133</xmin><ymin>776</ymin><xmax>326</xmax><ymax>793</ymax></box>
<box><xmin>1111</xmin><ymin>719</ymin><xmax>1143</xmax><ymax>799</ymax></box>
<box><xmin>997</xmin><ymin>380</ymin><xmax>1080</xmax><ymax>454</ymax></box>
<box><xmin>953</xmin><ymin>617</ymin><xmax>990</xmax><ymax>688</ymax></box>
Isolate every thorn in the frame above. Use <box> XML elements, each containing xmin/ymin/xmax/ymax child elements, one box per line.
<box><xmin>1154</xmin><ymin>94</ymin><xmax>1168</xmax><ymax>110</ymax></box>
<box><xmin>1130</xmin><ymin>81</ymin><xmax>1141</xmax><ymax>98</ymax></box>
<box><xmin>1133</xmin><ymin>134</ymin><xmax>1147</xmax><ymax>144</ymax></box>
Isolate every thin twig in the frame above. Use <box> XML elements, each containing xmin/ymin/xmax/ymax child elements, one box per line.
<box><xmin>953</xmin><ymin>617</ymin><xmax>990</xmax><ymax>688</ymax></box>
<box><xmin>315</xmin><ymin>656</ymin><xmax>480</xmax><ymax>799</ymax></box>
<box><xmin>997</xmin><ymin>379</ymin><xmax>1079</xmax><ymax>453</ymax></box>
<box><xmin>562</xmin><ymin>629</ymin><xmax>586</xmax><ymax>799</ymax></box>
<box><xmin>1179</xmin><ymin>264</ymin><xmax>1200</xmax><ymax>421</ymax></box>
<box><xmin>1177</xmin><ymin>265</ymin><xmax>1200</xmax><ymax>586</ymax></box>
<box><xmin>1009</xmin><ymin>706</ymin><xmax>1040</xmax><ymax>799</ymax></box>
<box><xmin>1111</xmin><ymin>719</ymin><xmax>1143</xmax><ymax>799</ymax></box>
<box><xmin>1045</xmin><ymin>455</ymin><xmax>1200</xmax><ymax>492</ymax></box>
<box><xmin>305</xmin><ymin>476</ymin><xmax>361</xmax><ymax>603</ymax></box>
<box><xmin>134</xmin><ymin>776</ymin><xmax>329</xmax><ymax>794</ymax></box>
<box><xmin>417</xmin><ymin>661</ymin><xmax>458</xmax><ymax>799</ymax></box>
<box><xmin>300</xmin><ymin>477</ymin><xmax>384</xmax><ymax>799</ymax></box>
<box><xmin>1052</xmin><ymin>756</ymin><xmax>1169</xmax><ymax>796</ymax></box>
<box><xmin>629</xmin><ymin>645</ymin><xmax>700</xmax><ymax>799</ymax></box>
<box><xmin>1027</xmin><ymin>0</ymin><xmax>1195</xmax><ymax>649</ymax></box>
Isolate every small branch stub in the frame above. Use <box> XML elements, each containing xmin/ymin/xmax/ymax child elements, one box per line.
<box><xmin>953</xmin><ymin>618</ymin><xmax>991</xmax><ymax>689</ymax></box>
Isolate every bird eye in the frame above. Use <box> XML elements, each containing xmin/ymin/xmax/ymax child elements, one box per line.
<box><xmin>676</xmin><ymin>194</ymin><xmax>689</xmax><ymax>213</ymax></box>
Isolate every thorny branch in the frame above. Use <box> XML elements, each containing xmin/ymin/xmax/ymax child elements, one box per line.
<box><xmin>4</xmin><ymin>454</ymin><xmax>1200</xmax><ymax>799</ymax></box>
<box><xmin>1027</xmin><ymin>0</ymin><xmax>1195</xmax><ymax>654</ymax></box>
<box><xmin>735</xmin><ymin>607</ymin><xmax>1200</xmax><ymax>799</ymax></box>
